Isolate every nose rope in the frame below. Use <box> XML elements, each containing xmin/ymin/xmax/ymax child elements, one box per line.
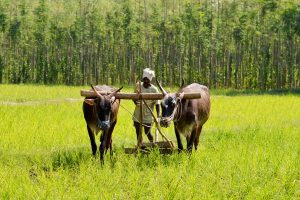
<box><xmin>173</xmin><ymin>98</ymin><xmax>183</xmax><ymax>122</ymax></box>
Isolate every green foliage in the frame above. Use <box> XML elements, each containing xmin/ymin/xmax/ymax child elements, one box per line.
<box><xmin>0</xmin><ymin>0</ymin><xmax>299</xmax><ymax>89</ymax></box>
<box><xmin>0</xmin><ymin>9</ymin><xmax>6</xmax><ymax>32</ymax></box>
<box><xmin>34</xmin><ymin>0</ymin><xmax>48</xmax><ymax>43</ymax></box>
<box><xmin>282</xmin><ymin>5</ymin><xmax>300</xmax><ymax>37</ymax></box>
<box><xmin>9</xmin><ymin>18</ymin><xmax>21</xmax><ymax>42</ymax></box>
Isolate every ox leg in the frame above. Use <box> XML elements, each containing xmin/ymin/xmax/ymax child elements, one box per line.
<box><xmin>106</xmin><ymin>121</ymin><xmax>117</xmax><ymax>157</ymax></box>
<box><xmin>99</xmin><ymin>130</ymin><xmax>108</xmax><ymax>164</ymax></box>
<box><xmin>87</xmin><ymin>126</ymin><xmax>97</xmax><ymax>156</ymax></box>
<box><xmin>175</xmin><ymin>128</ymin><xmax>183</xmax><ymax>152</ymax></box>
<box><xmin>194</xmin><ymin>126</ymin><xmax>203</xmax><ymax>151</ymax></box>
<box><xmin>187</xmin><ymin>128</ymin><xmax>197</xmax><ymax>153</ymax></box>
<box><xmin>186</xmin><ymin>135</ymin><xmax>190</xmax><ymax>146</ymax></box>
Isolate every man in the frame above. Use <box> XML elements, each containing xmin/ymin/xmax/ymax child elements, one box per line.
<box><xmin>132</xmin><ymin>68</ymin><xmax>160</xmax><ymax>144</ymax></box>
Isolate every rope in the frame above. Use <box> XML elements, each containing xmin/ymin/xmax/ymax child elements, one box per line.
<box><xmin>115</xmin><ymin>101</ymin><xmax>152</xmax><ymax>128</ymax></box>
<box><xmin>173</xmin><ymin>98</ymin><xmax>183</xmax><ymax>122</ymax></box>
<box><xmin>115</xmin><ymin>98</ymin><xmax>174</xmax><ymax>148</ymax></box>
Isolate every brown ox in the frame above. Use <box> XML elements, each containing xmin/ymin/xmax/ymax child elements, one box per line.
<box><xmin>156</xmin><ymin>79</ymin><xmax>210</xmax><ymax>152</ymax></box>
<box><xmin>83</xmin><ymin>85</ymin><xmax>122</xmax><ymax>163</ymax></box>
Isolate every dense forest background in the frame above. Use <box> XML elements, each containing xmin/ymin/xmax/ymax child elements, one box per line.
<box><xmin>0</xmin><ymin>0</ymin><xmax>299</xmax><ymax>89</ymax></box>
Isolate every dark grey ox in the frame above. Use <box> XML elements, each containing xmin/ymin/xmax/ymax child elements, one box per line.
<box><xmin>156</xmin><ymin>79</ymin><xmax>210</xmax><ymax>152</ymax></box>
<box><xmin>83</xmin><ymin>85</ymin><xmax>122</xmax><ymax>162</ymax></box>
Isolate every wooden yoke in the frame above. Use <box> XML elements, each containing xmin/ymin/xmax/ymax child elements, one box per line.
<box><xmin>80</xmin><ymin>90</ymin><xmax>201</xmax><ymax>100</ymax></box>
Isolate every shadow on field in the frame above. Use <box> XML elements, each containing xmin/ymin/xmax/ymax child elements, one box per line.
<box><xmin>50</xmin><ymin>146</ymin><xmax>91</xmax><ymax>171</ymax></box>
<box><xmin>212</xmin><ymin>88</ymin><xmax>300</xmax><ymax>96</ymax></box>
<box><xmin>125</xmin><ymin>148</ymin><xmax>194</xmax><ymax>170</ymax></box>
<box><xmin>20</xmin><ymin>146</ymin><xmax>195</xmax><ymax>177</ymax></box>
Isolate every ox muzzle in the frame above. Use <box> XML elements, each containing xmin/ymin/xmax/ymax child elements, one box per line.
<box><xmin>97</xmin><ymin>119</ymin><xmax>110</xmax><ymax>129</ymax></box>
<box><xmin>160</xmin><ymin>117</ymin><xmax>172</xmax><ymax>128</ymax></box>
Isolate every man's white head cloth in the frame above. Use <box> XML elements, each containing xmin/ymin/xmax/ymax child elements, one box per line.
<box><xmin>142</xmin><ymin>68</ymin><xmax>155</xmax><ymax>81</ymax></box>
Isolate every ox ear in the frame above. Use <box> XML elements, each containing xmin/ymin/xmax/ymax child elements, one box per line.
<box><xmin>84</xmin><ymin>99</ymin><xmax>95</xmax><ymax>106</ymax></box>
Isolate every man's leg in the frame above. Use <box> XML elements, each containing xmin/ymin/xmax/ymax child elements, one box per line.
<box><xmin>134</xmin><ymin>121</ymin><xmax>143</xmax><ymax>146</ymax></box>
<box><xmin>144</xmin><ymin>123</ymin><xmax>153</xmax><ymax>142</ymax></box>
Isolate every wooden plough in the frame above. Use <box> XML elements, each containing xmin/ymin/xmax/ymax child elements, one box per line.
<box><xmin>80</xmin><ymin>83</ymin><xmax>201</xmax><ymax>154</ymax></box>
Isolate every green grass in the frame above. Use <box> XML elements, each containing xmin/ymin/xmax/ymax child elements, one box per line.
<box><xmin>0</xmin><ymin>84</ymin><xmax>299</xmax><ymax>199</ymax></box>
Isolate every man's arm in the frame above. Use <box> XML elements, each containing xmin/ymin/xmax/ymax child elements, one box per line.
<box><xmin>155</xmin><ymin>104</ymin><xmax>160</xmax><ymax>118</ymax></box>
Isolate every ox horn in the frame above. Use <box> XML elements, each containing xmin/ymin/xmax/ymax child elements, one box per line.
<box><xmin>108</xmin><ymin>86</ymin><xmax>123</xmax><ymax>98</ymax></box>
<box><xmin>91</xmin><ymin>84</ymin><xmax>103</xmax><ymax>98</ymax></box>
<box><xmin>155</xmin><ymin>78</ymin><xmax>167</xmax><ymax>96</ymax></box>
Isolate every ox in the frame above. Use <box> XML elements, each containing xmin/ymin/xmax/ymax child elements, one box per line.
<box><xmin>83</xmin><ymin>85</ymin><xmax>122</xmax><ymax>163</ymax></box>
<box><xmin>156</xmin><ymin>79</ymin><xmax>210</xmax><ymax>152</ymax></box>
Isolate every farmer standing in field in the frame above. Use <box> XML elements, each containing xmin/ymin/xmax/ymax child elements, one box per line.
<box><xmin>133</xmin><ymin>68</ymin><xmax>160</xmax><ymax>145</ymax></box>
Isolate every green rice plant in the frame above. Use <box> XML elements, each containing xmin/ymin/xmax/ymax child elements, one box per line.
<box><xmin>0</xmin><ymin>85</ymin><xmax>299</xmax><ymax>199</ymax></box>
